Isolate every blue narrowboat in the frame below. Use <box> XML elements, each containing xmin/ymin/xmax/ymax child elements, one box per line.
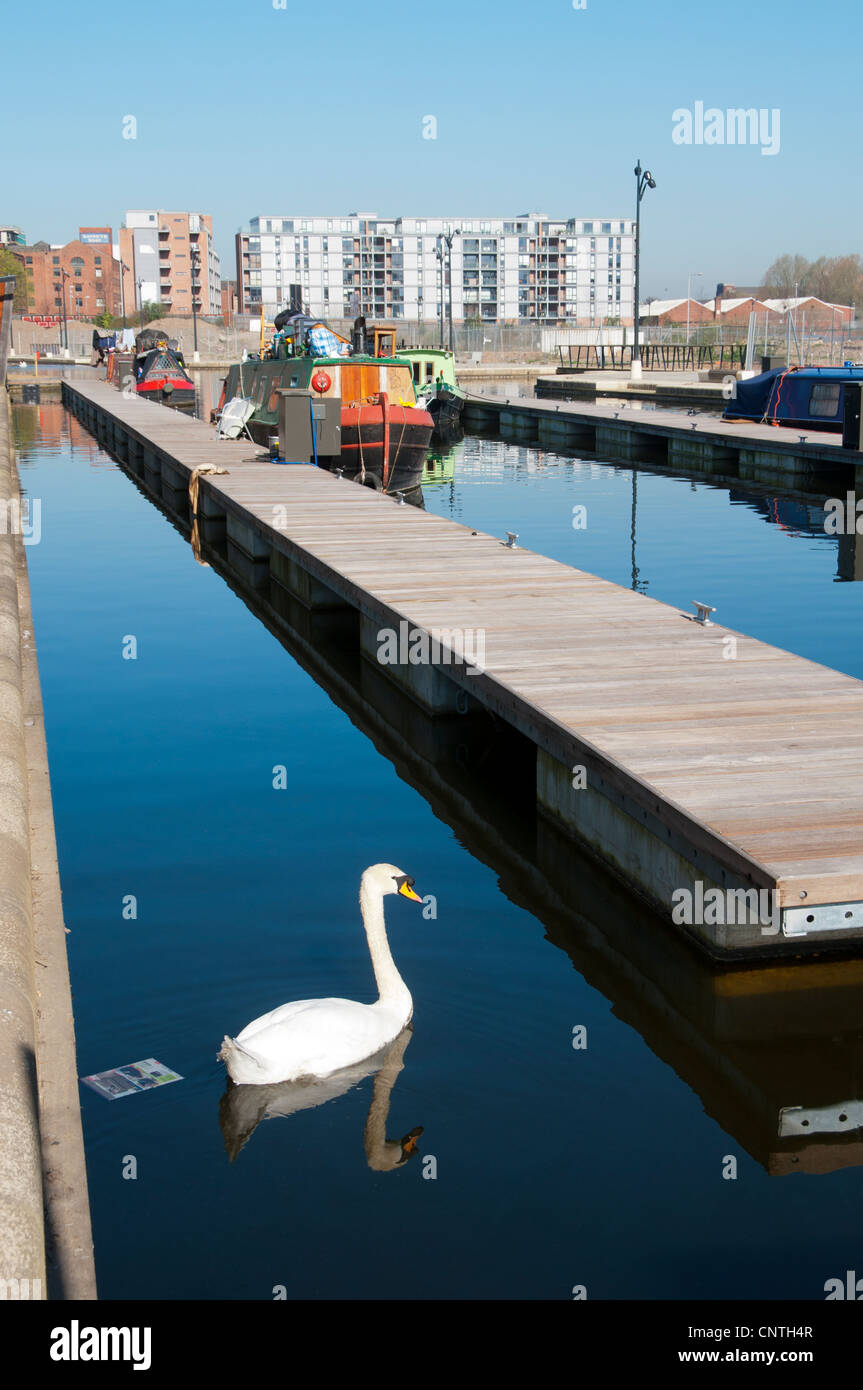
<box><xmin>723</xmin><ymin>364</ymin><xmax>863</xmax><ymax>432</ymax></box>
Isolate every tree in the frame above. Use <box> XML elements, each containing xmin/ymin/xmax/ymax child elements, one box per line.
<box><xmin>0</xmin><ymin>246</ymin><xmax>30</xmax><ymax>312</ymax></box>
<box><xmin>761</xmin><ymin>252</ymin><xmax>863</xmax><ymax>308</ymax></box>
<box><xmin>761</xmin><ymin>254</ymin><xmax>812</xmax><ymax>298</ymax></box>
<box><xmin>822</xmin><ymin>255</ymin><xmax>863</xmax><ymax>308</ymax></box>
<box><xmin>92</xmin><ymin>310</ymin><xmax>113</xmax><ymax>329</ymax></box>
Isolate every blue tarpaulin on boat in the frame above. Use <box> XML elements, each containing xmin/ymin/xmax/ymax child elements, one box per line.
<box><xmin>308</xmin><ymin>324</ymin><xmax>352</xmax><ymax>358</ymax></box>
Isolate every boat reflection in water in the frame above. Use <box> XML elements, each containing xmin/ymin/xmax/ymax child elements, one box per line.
<box><xmin>420</xmin><ymin>442</ymin><xmax>460</xmax><ymax>488</ymax></box>
<box><xmin>730</xmin><ymin>487</ymin><xmax>863</xmax><ymax>582</ymax></box>
<box><xmin>100</xmin><ymin>428</ymin><xmax>863</xmax><ymax>1180</ymax></box>
<box><xmin>218</xmin><ymin>1026</ymin><xmax>423</xmax><ymax>1170</ymax></box>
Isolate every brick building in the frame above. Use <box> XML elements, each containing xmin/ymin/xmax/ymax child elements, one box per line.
<box><xmin>220</xmin><ymin>279</ymin><xmax>237</xmax><ymax>324</ymax></box>
<box><xmin>13</xmin><ymin>227</ymin><xmax>120</xmax><ymax>318</ymax></box>
<box><xmin>639</xmin><ymin>297</ymin><xmax>714</xmax><ymax>325</ymax></box>
<box><xmin>119</xmin><ymin>210</ymin><xmax>221</xmax><ymax>320</ymax></box>
<box><xmin>707</xmin><ymin>296</ymin><xmax>771</xmax><ymax>325</ymax></box>
<box><xmin>760</xmin><ymin>297</ymin><xmax>854</xmax><ymax>329</ymax></box>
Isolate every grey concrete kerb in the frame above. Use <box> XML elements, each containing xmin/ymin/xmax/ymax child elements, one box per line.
<box><xmin>0</xmin><ymin>391</ymin><xmax>96</xmax><ymax>1298</ymax></box>
<box><xmin>0</xmin><ymin>388</ymin><xmax>45</xmax><ymax>1295</ymax></box>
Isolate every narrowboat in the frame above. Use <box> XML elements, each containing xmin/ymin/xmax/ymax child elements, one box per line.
<box><xmin>216</xmin><ymin>318</ymin><xmax>434</xmax><ymax>493</ymax></box>
<box><xmin>110</xmin><ymin>328</ymin><xmax>196</xmax><ymax>412</ymax></box>
<box><xmin>398</xmin><ymin>346</ymin><xmax>465</xmax><ymax>439</ymax></box>
<box><xmin>722</xmin><ymin>364</ymin><xmax>863</xmax><ymax>432</ymax></box>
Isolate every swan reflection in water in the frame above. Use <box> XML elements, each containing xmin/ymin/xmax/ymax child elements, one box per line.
<box><xmin>218</xmin><ymin>1025</ymin><xmax>423</xmax><ymax>1170</ymax></box>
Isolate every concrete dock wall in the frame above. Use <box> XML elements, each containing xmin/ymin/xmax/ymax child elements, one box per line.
<box><xmin>463</xmin><ymin>392</ymin><xmax>863</xmax><ymax>496</ymax></box>
<box><xmin>0</xmin><ymin>392</ymin><xmax>95</xmax><ymax>1299</ymax></box>
<box><xmin>0</xmin><ymin>390</ymin><xmax>45</xmax><ymax>1296</ymax></box>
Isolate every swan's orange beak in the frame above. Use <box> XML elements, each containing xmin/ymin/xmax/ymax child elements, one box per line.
<box><xmin>399</xmin><ymin>882</ymin><xmax>423</xmax><ymax>903</ymax></box>
<box><xmin>401</xmin><ymin>1125</ymin><xmax>424</xmax><ymax>1156</ymax></box>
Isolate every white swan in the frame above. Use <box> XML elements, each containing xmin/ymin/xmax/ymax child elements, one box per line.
<box><xmin>218</xmin><ymin>863</ymin><xmax>423</xmax><ymax>1086</ymax></box>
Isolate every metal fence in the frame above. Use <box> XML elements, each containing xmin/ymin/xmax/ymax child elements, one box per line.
<box><xmin>29</xmin><ymin>342</ymin><xmax>91</xmax><ymax>358</ymax></box>
<box><xmin>557</xmin><ymin>342</ymin><xmax>749</xmax><ymax>371</ymax></box>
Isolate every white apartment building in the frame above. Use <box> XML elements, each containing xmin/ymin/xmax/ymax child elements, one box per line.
<box><xmin>236</xmin><ymin>213</ymin><xmax>635</xmax><ymax>325</ymax></box>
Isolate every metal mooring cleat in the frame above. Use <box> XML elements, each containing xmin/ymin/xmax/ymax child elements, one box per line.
<box><xmin>691</xmin><ymin>601</ymin><xmax>716</xmax><ymax>625</ymax></box>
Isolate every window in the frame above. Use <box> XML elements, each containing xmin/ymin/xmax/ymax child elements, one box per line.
<box><xmin>52</xmin><ymin>256</ymin><xmax>60</xmax><ymax>265</ymax></box>
<box><xmin>95</xmin><ymin>256</ymin><xmax>101</xmax><ymax>264</ymax></box>
<box><xmin>25</xmin><ymin>256</ymin><xmax>32</xmax><ymax>264</ymax></box>
<box><xmin>809</xmin><ymin>383</ymin><xmax>841</xmax><ymax>418</ymax></box>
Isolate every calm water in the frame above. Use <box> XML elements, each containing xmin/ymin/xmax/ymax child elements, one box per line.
<box><xmin>13</xmin><ymin>401</ymin><xmax>863</xmax><ymax>1301</ymax></box>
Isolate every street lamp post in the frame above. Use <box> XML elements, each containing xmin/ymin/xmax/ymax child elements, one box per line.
<box><xmin>631</xmin><ymin>159</ymin><xmax>657</xmax><ymax>381</ymax></box>
<box><xmin>120</xmin><ymin>262</ymin><xmax>130</xmax><ymax>333</ymax></box>
<box><xmin>56</xmin><ymin>269</ymin><xmax>70</xmax><ymax>352</ymax></box>
<box><xmin>434</xmin><ymin>236</ymin><xmax>445</xmax><ymax>349</ymax></box>
<box><xmin>441</xmin><ymin>228</ymin><xmax>460</xmax><ymax>354</ymax></box>
<box><xmin>137</xmin><ymin>277</ymin><xmax>145</xmax><ymax>331</ymax></box>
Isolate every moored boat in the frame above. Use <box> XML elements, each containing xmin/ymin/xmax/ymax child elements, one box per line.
<box><xmin>722</xmin><ymin>363</ymin><xmax>863</xmax><ymax>432</ymax></box>
<box><xmin>216</xmin><ymin>316</ymin><xmax>434</xmax><ymax>493</ymax></box>
<box><xmin>397</xmin><ymin>346</ymin><xmax>465</xmax><ymax>440</ymax></box>
<box><xmin>110</xmin><ymin>328</ymin><xmax>196</xmax><ymax>412</ymax></box>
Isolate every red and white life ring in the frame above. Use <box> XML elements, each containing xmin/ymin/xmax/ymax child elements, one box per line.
<box><xmin>311</xmin><ymin>371</ymin><xmax>331</xmax><ymax>394</ymax></box>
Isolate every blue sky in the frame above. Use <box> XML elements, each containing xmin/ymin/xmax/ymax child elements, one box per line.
<box><xmin>4</xmin><ymin>0</ymin><xmax>859</xmax><ymax>295</ymax></box>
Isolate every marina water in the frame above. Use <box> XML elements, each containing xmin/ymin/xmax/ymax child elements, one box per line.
<box><xmin>14</xmin><ymin>400</ymin><xmax>863</xmax><ymax>1299</ymax></box>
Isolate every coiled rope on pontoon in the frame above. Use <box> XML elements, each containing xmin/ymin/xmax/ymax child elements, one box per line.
<box><xmin>189</xmin><ymin>464</ymin><xmax>229</xmax><ymax>566</ymax></box>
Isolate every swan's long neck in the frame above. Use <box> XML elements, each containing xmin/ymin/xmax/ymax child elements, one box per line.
<box><xmin>364</xmin><ymin>1029</ymin><xmax>410</xmax><ymax>1171</ymax></box>
<box><xmin>360</xmin><ymin>880</ymin><xmax>412</xmax><ymax>1013</ymax></box>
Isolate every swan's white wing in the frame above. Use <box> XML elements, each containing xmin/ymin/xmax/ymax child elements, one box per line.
<box><xmin>233</xmin><ymin>998</ymin><xmax>394</xmax><ymax>1082</ymax></box>
<box><xmin>236</xmin><ymin>997</ymin><xmax>337</xmax><ymax>1043</ymax></box>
